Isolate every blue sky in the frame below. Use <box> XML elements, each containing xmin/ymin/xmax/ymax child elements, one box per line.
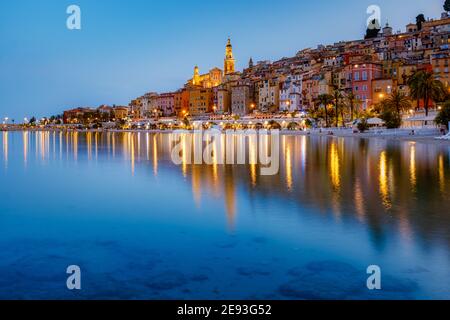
<box><xmin>0</xmin><ymin>0</ymin><xmax>444</xmax><ymax>120</ymax></box>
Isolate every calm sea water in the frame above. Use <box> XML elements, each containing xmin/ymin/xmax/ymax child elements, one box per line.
<box><xmin>1</xmin><ymin>131</ymin><xmax>450</xmax><ymax>300</ymax></box>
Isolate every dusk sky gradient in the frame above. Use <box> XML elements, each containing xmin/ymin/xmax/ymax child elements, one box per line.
<box><xmin>0</xmin><ymin>0</ymin><xmax>444</xmax><ymax>120</ymax></box>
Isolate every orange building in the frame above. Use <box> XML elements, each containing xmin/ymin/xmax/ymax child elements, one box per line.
<box><xmin>189</xmin><ymin>88</ymin><xmax>214</xmax><ymax>116</ymax></box>
<box><xmin>372</xmin><ymin>79</ymin><xmax>394</xmax><ymax>105</ymax></box>
<box><xmin>431</xmin><ymin>52</ymin><xmax>450</xmax><ymax>87</ymax></box>
<box><xmin>174</xmin><ymin>89</ymin><xmax>190</xmax><ymax>117</ymax></box>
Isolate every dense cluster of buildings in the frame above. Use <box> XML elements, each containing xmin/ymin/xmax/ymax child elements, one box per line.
<box><xmin>63</xmin><ymin>12</ymin><xmax>450</xmax><ymax>124</ymax></box>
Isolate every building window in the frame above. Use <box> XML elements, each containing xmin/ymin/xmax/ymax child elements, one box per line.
<box><xmin>362</xmin><ymin>71</ymin><xmax>368</xmax><ymax>80</ymax></box>
<box><xmin>354</xmin><ymin>72</ymin><xmax>360</xmax><ymax>81</ymax></box>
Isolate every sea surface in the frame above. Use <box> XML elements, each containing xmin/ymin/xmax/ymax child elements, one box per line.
<box><xmin>1</xmin><ymin>131</ymin><xmax>450</xmax><ymax>299</ymax></box>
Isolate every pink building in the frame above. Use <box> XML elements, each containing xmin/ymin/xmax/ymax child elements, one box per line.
<box><xmin>346</xmin><ymin>63</ymin><xmax>382</xmax><ymax>109</ymax></box>
<box><xmin>157</xmin><ymin>93</ymin><xmax>175</xmax><ymax>116</ymax></box>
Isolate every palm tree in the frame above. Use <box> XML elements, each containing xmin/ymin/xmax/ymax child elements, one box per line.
<box><xmin>333</xmin><ymin>88</ymin><xmax>344</xmax><ymax>127</ymax></box>
<box><xmin>345</xmin><ymin>92</ymin><xmax>361</xmax><ymax>122</ymax></box>
<box><xmin>315</xmin><ymin>94</ymin><xmax>334</xmax><ymax>127</ymax></box>
<box><xmin>382</xmin><ymin>90</ymin><xmax>411</xmax><ymax>115</ymax></box>
<box><xmin>408</xmin><ymin>71</ymin><xmax>446</xmax><ymax>116</ymax></box>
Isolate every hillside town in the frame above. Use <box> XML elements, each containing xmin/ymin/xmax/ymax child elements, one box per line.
<box><xmin>14</xmin><ymin>6</ymin><xmax>450</xmax><ymax>134</ymax></box>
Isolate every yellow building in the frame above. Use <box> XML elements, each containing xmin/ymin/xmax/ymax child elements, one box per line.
<box><xmin>189</xmin><ymin>88</ymin><xmax>214</xmax><ymax>116</ymax></box>
<box><xmin>187</xmin><ymin>38</ymin><xmax>236</xmax><ymax>88</ymax></box>
<box><xmin>224</xmin><ymin>38</ymin><xmax>235</xmax><ymax>75</ymax></box>
<box><xmin>432</xmin><ymin>53</ymin><xmax>450</xmax><ymax>87</ymax></box>
<box><xmin>113</xmin><ymin>107</ymin><xmax>129</xmax><ymax>120</ymax></box>
<box><xmin>190</xmin><ymin>66</ymin><xmax>223</xmax><ymax>88</ymax></box>
<box><xmin>372</xmin><ymin>79</ymin><xmax>394</xmax><ymax>105</ymax></box>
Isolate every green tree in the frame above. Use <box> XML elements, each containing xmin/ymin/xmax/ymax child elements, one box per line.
<box><xmin>382</xmin><ymin>90</ymin><xmax>411</xmax><ymax>115</ymax></box>
<box><xmin>380</xmin><ymin>106</ymin><xmax>402</xmax><ymax>129</ymax></box>
<box><xmin>365</xmin><ymin>19</ymin><xmax>381</xmax><ymax>39</ymax></box>
<box><xmin>435</xmin><ymin>101</ymin><xmax>450</xmax><ymax>130</ymax></box>
<box><xmin>333</xmin><ymin>88</ymin><xmax>344</xmax><ymax>127</ymax></box>
<box><xmin>357</xmin><ymin>118</ymin><xmax>370</xmax><ymax>132</ymax></box>
<box><xmin>416</xmin><ymin>14</ymin><xmax>426</xmax><ymax>31</ymax></box>
<box><xmin>445</xmin><ymin>0</ymin><xmax>450</xmax><ymax>12</ymax></box>
<box><xmin>315</xmin><ymin>94</ymin><xmax>334</xmax><ymax>127</ymax></box>
<box><xmin>345</xmin><ymin>92</ymin><xmax>361</xmax><ymax>122</ymax></box>
<box><xmin>182</xmin><ymin>116</ymin><xmax>190</xmax><ymax>128</ymax></box>
<box><xmin>408</xmin><ymin>71</ymin><xmax>446</xmax><ymax>116</ymax></box>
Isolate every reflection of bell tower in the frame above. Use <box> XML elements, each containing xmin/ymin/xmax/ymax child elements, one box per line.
<box><xmin>224</xmin><ymin>38</ymin><xmax>235</xmax><ymax>75</ymax></box>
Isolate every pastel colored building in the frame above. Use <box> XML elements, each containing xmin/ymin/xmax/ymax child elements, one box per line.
<box><xmin>141</xmin><ymin>92</ymin><xmax>159</xmax><ymax>117</ymax></box>
<box><xmin>129</xmin><ymin>98</ymin><xmax>143</xmax><ymax>120</ymax></box>
<box><xmin>431</xmin><ymin>51</ymin><xmax>450</xmax><ymax>87</ymax></box>
<box><xmin>279</xmin><ymin>75</ymin><xmax>303</xmax><ymax>112</ymax></box>
<box><xmin>189</xmin><ymin>88</ymin><xmax>214</xmax><ymax>116</ymax></box>
<box><xmin>174</xmin><ymin>89</ymin><xmax>190</xmax><ymax>117</ymax></box>
<box><xmin>371</xmin><ymin>79</ymin><xmax>394</xmax><ymax>105</ymax></box>
<box><xmin>113</xmin><ymin>107</ymin><xmax>130</xmax><ymax>120</ymax></box>
<box><xmin>346</xmin><ymin>63</ymin><xmax>382</xmax><ymax>109</ymax></box>
<box><xmin>231</xmin><ymin>84</ymin><xmax>252</xmax><ymax>116</ymax></box>
<box><xmin>217</xmin><ymin>87</ymin><xmax>231</xmax><ymax>114</ymax></box>
<box><xmin>157</xmin><ymin>93</ymin><xmax>175</xmax><ymax>116</ymax></box>
<box><xmin>257</xmin><ymin>79</ymin><xmax>280</xmax><ymax>112</ymax></box>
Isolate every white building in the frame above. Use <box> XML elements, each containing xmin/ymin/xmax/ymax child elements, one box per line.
<box><xmin>279</xmin><ymin>75</ymin><xmax>303</xmax><ymax>112</ymax></box>
<box><xmin>140</xmin><ymin>92</ymin><xmax>159</xmax><ymax>117</ymax></box>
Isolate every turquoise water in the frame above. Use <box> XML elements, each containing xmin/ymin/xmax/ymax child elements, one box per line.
<box><xmin>1</xmin><ymin>131</ymin><xmax>450</xmax><ymax>300</ymax></box>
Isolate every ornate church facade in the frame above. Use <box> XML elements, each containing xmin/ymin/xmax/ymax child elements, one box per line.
<box><xmin>187</xmin><ymin>38</ymin><xmax>236</xmax><ymax>89</ymax></box>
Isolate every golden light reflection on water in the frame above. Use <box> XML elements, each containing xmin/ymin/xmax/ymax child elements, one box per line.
<box><xmin>86</xmin><ymin>132</ymin><xmax>92</xmax><ymax>161</ymax></box>
<box><xmin>329</xmin><ymin>141</ymin><xmax>341</xmax><ymax>191</ymax></box>
<box><xmin>130</xmin><ymin>134</ymin><xmax>135</xmax><ymax>175</ymax></box>
<box><xmin>354</xmin><ymin>178</ymin><xmax>365</xmax><ymax>221</ymax></box>
<box><xmin>153</xmin><ymin>136</ymin><xmax>158</xmax><ymax>176</ymax></box>
<box><xmin>285</xmin><ymin>142</ymin><xmax>292</xmax><ymax>191</ymax></box>
<box><xmin>379</xmin><ymin>151</ymin><xmax>392</xmax><ymax>210</ymax></box>
<box><xmin>2</xmin><ymin>131</ymin><xmax>8</xmax><ymax>167</ymax></box>
<box><xmin>4</xmin><ymin>131</ymin><xmax>450</xmax><ymax>233</ymax></box>
<box><xmin>300</xmin><ymin>135</ymin><xmax>307</xmax><ymax>170</ymax></box>
<box><xmin>249</xmin><ymin>134</ymin><xmax>258</xmax><ymax>187</ymax></box>
<box><xmin>73</xmin><ymin>132</ymin><xmax>78</xmax><ymax>161</ymax></box>
<box><xmin>439</xmin><ymin>154</ymin><xmax>445</xmax><ymax>194</ymax></box>
<box><xmin>409</xmin><ymin>143</ymin><xmax>417</xmax><ymax>192</ymax></box>
<box><xmin>23</xmin><ymin>131</ymin><xmax>28</xmax><ymax>166</ymax></box>
<box><xmin>181</xmin><ymin>133</ymin><xmax>188</xmax><ymax>178</ymax></box>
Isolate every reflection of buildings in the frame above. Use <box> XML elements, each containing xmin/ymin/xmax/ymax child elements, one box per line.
<box><xmin>2</xmin><ymin>132</ymin><xmax>8</xmax><ymax>167</ymax></box>
<box><xmin>7</xmin><ymin>131</ymin><xmax>450</xmax><ymax>243</ymax></box>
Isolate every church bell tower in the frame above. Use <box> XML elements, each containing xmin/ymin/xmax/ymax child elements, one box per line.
<box><xmin>224</xmin><ymin>38</ymin><xmax>235</xmax><ymax>75</ymax></box>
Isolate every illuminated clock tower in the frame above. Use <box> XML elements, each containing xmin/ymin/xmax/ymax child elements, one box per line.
<box><xmin>224</xmin><ymin>38</ymin><xmax>235</xmax><ymax>75</ymax></box>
